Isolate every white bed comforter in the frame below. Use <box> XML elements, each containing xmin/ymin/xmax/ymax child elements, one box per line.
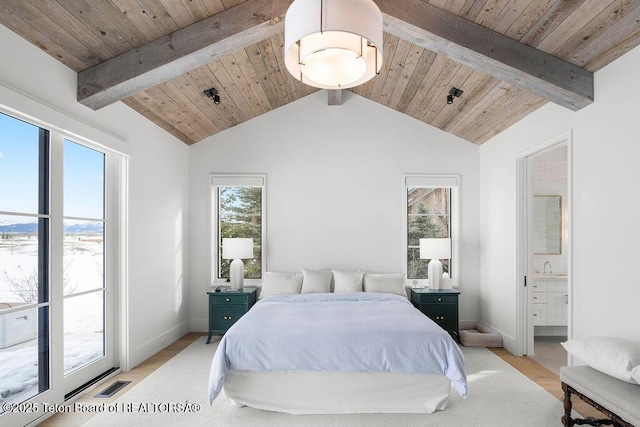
<box><xmin>208</xmin><ymin>292</ymin><xmax>467</xmax><ymax>403</ymax></box>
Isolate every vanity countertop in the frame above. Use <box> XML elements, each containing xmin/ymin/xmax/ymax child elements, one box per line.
<box><xmin>534</xmin><ymin>274</ymin><xmax>567</xmax><ymax>279</ymax></box>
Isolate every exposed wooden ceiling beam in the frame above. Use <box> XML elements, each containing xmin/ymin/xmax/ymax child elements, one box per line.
<box><xmin>77</xmin><ymin>0</ymin><xmax>291</xmax><ymax>110</ymax></box>
<box><xmin>327</xmin><ymin>90</ymin><xmax>343</xmax><ymax>106</ymax></box>
<box><xmin>375</xmin><ymin>0</ymin><xmax>593</xmax><ymax>111</ymax></box>
<box><xmin>78</xmin><ymin>0</ymin><xmax>593</xmax><ymax>112</ymax></box>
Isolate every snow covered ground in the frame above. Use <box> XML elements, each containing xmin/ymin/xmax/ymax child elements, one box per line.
<box><xmin>0</xmin><ymin>232</ymin><xmax>104</xmax><ymax>411</ymax></box>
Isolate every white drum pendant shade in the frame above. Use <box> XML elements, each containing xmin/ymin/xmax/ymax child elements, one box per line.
<box><xmin>284</xmin><ymin>0</ymin><xmax>383</xmax><ymax>89</ymax></box>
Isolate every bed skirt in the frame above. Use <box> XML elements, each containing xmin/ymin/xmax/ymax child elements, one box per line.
<box><xmin>223</xmin><ymin>370</ymin><xmax>452</xmax><ymax>414</ymax></box>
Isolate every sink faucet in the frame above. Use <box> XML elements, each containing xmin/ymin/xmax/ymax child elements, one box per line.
<box><xmin>543</xmin><ymin>261</ymin><xmax>553</xmax><ymax>275</ymax></box>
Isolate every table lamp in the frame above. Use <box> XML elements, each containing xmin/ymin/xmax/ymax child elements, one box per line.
<box><xmin>222</xmin><ymin>238</ymin><xmax>254</xmax><ymax>290</ymax></box>
<box><xmin>419</xmin><ymin>238</ymin><xmax>451</xmax><ymax>290</ymax></box>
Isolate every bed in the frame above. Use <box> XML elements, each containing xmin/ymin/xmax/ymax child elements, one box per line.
<box><xmin>208</xmin><ymin>292</ymin><xmax>467</xmax><ymax>414</ymax></box>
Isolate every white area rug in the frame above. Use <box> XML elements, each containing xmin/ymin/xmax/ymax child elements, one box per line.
<box><xmin>84</xmin><ymin>337</ymin><xmax>566</xmax><ymax>426</ymax></box>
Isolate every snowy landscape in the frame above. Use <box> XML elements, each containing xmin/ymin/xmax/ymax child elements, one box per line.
<box><xmin>0</xmin><ymin>223</ymin><xmax>104</xmax><ymax>412</ymax></box>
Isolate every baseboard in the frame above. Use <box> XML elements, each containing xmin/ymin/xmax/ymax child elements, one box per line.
<box><xmin>479</xmin><ymin>321</ymin><xmax>517</xmax><ymax>355</ymax></box>
<box><xmin>129</xmin><ymin>320</ymin><xmax>190</xmax><ymax>369</ymax></box>
<box><xmin>189</xmin><ymin>317</ymin><xmax>208</xmax><ymax>333</ymax></box>
<box><xmin>534</xmin><ymin>325</ymin><xmax>568</xmax><ymax>337</ymax></box>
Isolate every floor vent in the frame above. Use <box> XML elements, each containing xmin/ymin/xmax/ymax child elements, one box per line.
<box><xmin>65</xmin><ymin>367</ymin><xmax>119</xmax><ymax>401</ymax></box>
<box><xmin>94</xmin><ymin>381</ymin><xmax>131</xmax><ymax>398</ymax></box>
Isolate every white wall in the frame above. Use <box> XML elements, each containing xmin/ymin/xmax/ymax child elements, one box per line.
<box><xmin>0</xmin><ymin>24</ymin><xmax>191</xmax><ymax>368</ymax></box>
<box><xmin>189</xmin><ymin>90</ymin><xmax>481</xmax><ymax>330</ymax></box>
<box><xmin>480</xmin><ymin>44</ymin><xmax>640</xmax><ymax>353</ymax></box>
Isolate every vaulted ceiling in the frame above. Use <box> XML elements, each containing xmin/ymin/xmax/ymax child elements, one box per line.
<box><xmin>1</xmin><ymin>0</ymin><xmax>639</xmax><ymax>145</ymax></box>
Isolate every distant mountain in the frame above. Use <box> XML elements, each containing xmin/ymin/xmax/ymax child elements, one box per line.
<box><xmin>64</xmin><ymin>223</ymin><xmax>103</xmax><ymax>233</ymax></box>
<box><xmin>0</xmin><ymin>222</ymin><xmax>103</xmax><ymax>234</ymax></box>
<box><xmin>0</xmin><ymin>223</ymin><xmax>38</xmax><ymax>233</ymax></box>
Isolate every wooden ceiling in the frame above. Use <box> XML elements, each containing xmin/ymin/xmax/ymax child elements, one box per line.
<box><xmin>1</xmin><ymin>0</ymin><xmax>639</xmax><ymax>145</ymax></box>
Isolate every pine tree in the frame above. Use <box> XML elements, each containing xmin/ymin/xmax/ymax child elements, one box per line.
<box><xmin>219</xmin><ymin>187</ymin><xmax>262</xmax><ymax>278</ymax></box>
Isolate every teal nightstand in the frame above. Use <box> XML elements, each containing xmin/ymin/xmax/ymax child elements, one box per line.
<box><xmin>410</xmin><ymin>288</ymin><xmax>460</xmax><ymax>341</ymax></box>
<box><xmin>206</xmin><ymin>287</ymin><xmax>258</xmax><ymax>343</ymax></box>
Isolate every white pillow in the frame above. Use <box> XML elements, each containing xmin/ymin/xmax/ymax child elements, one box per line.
<box><xmin>300</xmin><ymin>268</ymin><xmax>332</xmax><ymax>294</ymax></box>
<box><xmin>259</xmin><ymin>272</ymin><xmax>302</xmax><ymax>299</ymax></box>
<box><xmin>332</xmin><ymin>270</ymin><xmax>363</xmax><ymax>293</ymax></box>
<box><xmin>363</xmin><ymin>273</ymin><xmax>407</xmax><ymax>298</ymax></box>
<box><xmin>561</xmin><ymin>337</ymin><xmax>640</xmax><ymax>384</ymax></box>
<box><xmin>632</xmin><ymin>366</ymin><xmax>640</xmax><ymax>385</ymax></box>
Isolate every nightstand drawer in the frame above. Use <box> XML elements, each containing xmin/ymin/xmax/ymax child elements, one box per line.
<box><xmin>414</xmin><ymin>294</ymin><xmax>458</xmax><ymax>304</ymax></box>
<box><xmin>209</xmin><ymin>293</ymin><xmax>250</xmax><ymax>305</ymax></box>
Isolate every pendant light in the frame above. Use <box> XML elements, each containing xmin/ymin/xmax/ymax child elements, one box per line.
<box><xmin>284</xmin><ymin>0</ymin><xmax>383</xmax><ymax>89</ymax></box>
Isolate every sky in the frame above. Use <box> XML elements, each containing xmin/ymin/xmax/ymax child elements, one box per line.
<box><xmin>0</xmin><ymin>112</ymin><xmax>104</xmax><ymax>222</ymax></box>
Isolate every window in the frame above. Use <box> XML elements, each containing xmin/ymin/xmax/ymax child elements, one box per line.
<box><xmin>62</xmin><ymin>139</ymin><xmax>106</xmax><ymax>375</ymax></box>
<box><xmin>403</xmin><ymin>175</ymin><xmax>459</xmax><ymax>282</ymax></box>
<box><xmin>0</xmin><ymin>112</ymin><xmax>50</xmax><ymax>410</ymax></box>
<box><xmin>0</xmin><ymin>108</ymin><xmax>121</xmax><ymax>425</ymax></box>
<box><xmin>211</xmin><ymin>175</ymin><xmax>265</xmax><ymax>283</ymax></box>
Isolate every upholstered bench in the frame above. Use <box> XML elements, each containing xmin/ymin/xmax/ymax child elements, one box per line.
<box><xmin>458</xmin><ymin>321</ymin><xmax>502</xmax><ymax>347</ymax></box>
<box><xmin>560</xmin><ymin>365</ymin><xmax>640</xmax><ymax>426</ymax></box>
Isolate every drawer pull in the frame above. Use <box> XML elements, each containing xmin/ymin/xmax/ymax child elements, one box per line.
<box><xmin>434</xmin><ymin>315</ymin><xmax>445</xmax><ymax>320</ymax></box>
<box><xmin>226</xmin><ymin>298</ymin><xmax>230</xmax><ymax>302</ymax></box>
<box><xmin>223</xmin><ymin>315</ymin><xmax>233</xmax><ymax>320</ymax></box>
<box><xmin>437</xmin><ymin>298</ymin><xmax>442</xmax><ymax>302</ymax></box>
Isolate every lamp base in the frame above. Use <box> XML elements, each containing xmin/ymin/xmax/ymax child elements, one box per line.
<box><xmin>229</xmin><ymin>258</ymin><xmax>245</xmax><ymax>290</ymax></box>
<box><xmin>428</xmin><ymin>259</ymin><xmax>443</xmax><ymax>290</ymax></box>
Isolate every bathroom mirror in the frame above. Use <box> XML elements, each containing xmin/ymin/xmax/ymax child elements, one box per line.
<box><xmin>533</xmin><ymin>195</ymin><xmax>562</xmax><ymax>254</ymax></box>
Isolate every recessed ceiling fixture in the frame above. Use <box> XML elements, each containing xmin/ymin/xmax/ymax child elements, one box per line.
<box><xmin>284</xmin><ymin>0</ymin><xmax>383</xmax><ymax>90</ymax></box>
<box><xmin>204</xmin><ymin>87</ymin><xmax>220</xmax><ymax>105</ymax></box>
<box><xmin>447</xmin><ymin>87</ymin><xmax>463</xmax><ymax>105</ymax></box>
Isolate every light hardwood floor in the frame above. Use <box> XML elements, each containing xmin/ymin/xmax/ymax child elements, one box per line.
<box><xmin>489</xmin><ymin>347</ymin><xmax>601</xmax><ymax>420</ymax></box>
<box><xmin>38</xmin><ymin>333</ymin><xmax>205</xmax><ymax>427</ymax></box>
<box><xmin>37</xmin><ymin>333</ymin><xmax>601</xmax><ymax>426</ymax></box>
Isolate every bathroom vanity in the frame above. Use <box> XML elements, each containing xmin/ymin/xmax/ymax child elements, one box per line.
<box><xmin>532</xmin><ymin>276</ymin><xmax>568</xmax><ymax>327</ymax></box>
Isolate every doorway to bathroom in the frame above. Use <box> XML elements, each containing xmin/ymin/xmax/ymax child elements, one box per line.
<box><xmin>517</xmin><ymin>132</ymin><xmax>571</xmax><ymax>374</ymax></box>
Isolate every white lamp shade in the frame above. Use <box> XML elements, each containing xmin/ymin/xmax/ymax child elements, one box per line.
<box><xmin>222</xmin><ymin>238</ymin><xmax>254</xmax><ymax>260</ymax></box>
<box><xmin>419</xmin><ymin>238</ymin><xmax>452</xmax><ymax>260</ymax></box>
<box><xmin>284</xmin><ymin>0</ymin><xmax>383</xmax><ymax>89</ymax></box>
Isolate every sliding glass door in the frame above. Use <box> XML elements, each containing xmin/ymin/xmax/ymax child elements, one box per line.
<box><xmin>0</xmin><ymin>112</ymin><xmax>119</xmax><ymax>425</ymax></box>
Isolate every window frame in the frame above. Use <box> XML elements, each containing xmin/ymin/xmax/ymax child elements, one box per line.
<box><xmin>210</xmin><ymin>174</ymin><xmax>266</xmax><ymax>286</ymax></box>
<box><xmin>402</xmin><ymin>174</ymin><xmax>460</xmax><ymax>287</ymax></box>
<box><xmin>0</xmin><ymin>103</ymin><xmax>124</xmax><ymax>425</ymax></box>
